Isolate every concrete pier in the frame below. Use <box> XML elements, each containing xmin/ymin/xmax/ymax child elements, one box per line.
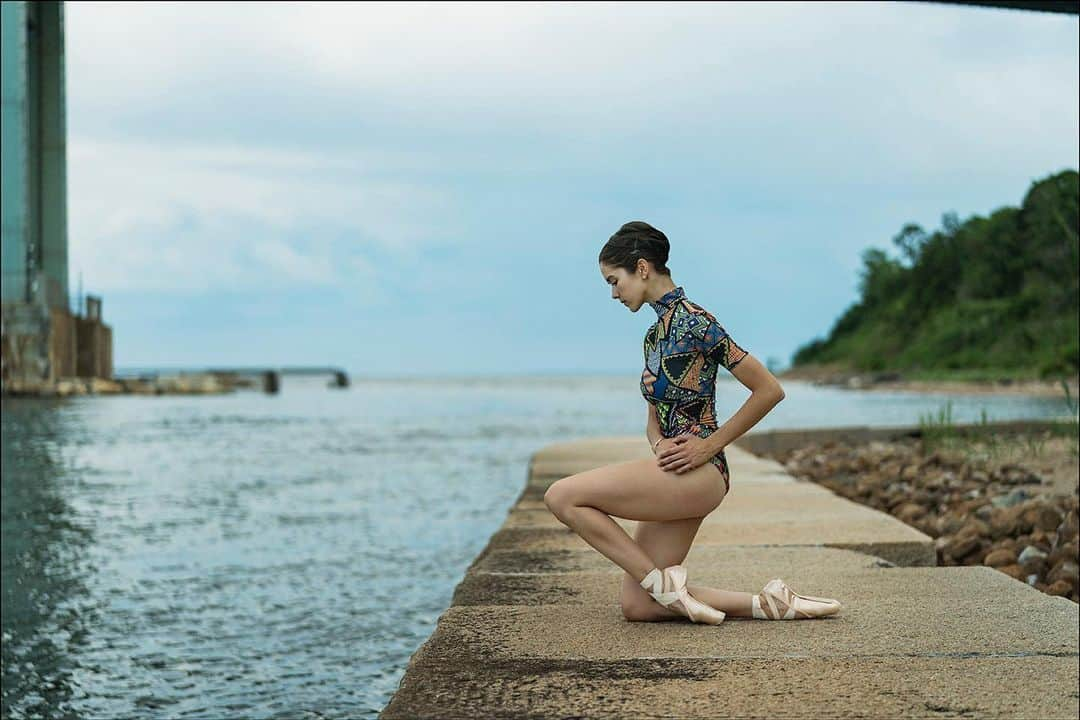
<box><xmin>381</xmin><ymin>436</ymin><xmax>1079</xmax><ymax>719</ymax></box>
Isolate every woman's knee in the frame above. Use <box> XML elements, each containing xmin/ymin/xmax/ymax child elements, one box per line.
<box><xmin>543</xmin><ymin>478</ymin><xmax>574</xmax><ymax>515</ymax></box>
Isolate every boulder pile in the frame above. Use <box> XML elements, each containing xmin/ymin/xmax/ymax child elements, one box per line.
<box><xmin>769</xmin><ymin>438</ymin><xmax>1079</xmax><ymax>603</ymax></box>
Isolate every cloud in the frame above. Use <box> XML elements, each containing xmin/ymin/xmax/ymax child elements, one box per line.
<box><xmin>59</xmin><ymin>2</ymin><xmax>1079</xmax><ymax>371</ymax></box>
<box><xmin>65</xmin><ymin>2</ymin><xmax>1077</xmax><ymax>182</ymax></box>
<box><xmin>66</xmin><ymin>139</ymin><xmax>451</xmax><ymax>295</ymax></box>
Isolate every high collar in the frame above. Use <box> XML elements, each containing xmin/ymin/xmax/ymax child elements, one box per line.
<box><xmin>648</xmin><ymin>285</ymin><xmax>686</xmax><ymax>318</ymax></box>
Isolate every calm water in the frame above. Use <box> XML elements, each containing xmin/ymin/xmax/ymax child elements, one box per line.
<box><xmin>1</xmin><ymin>374</ymin><xmax>1072</xmax><ymax>719</ymax></box>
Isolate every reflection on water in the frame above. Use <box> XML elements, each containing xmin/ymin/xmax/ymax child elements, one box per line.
<box><xmin>2</xmin><ymin>401</ymin><xmax>97</xmax><ymax>719</ymax></box>
<box><xmin>1</xmin><ymin>375</ymin><xmax>1072</xmax><ymax>718</ymax></box>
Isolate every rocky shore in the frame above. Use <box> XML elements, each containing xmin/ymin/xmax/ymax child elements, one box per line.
<box><xmin>761</xmin><ymin>432</ymin><xmax>1080</xmax><ymax>602</ymax></box>
<box><xmin>778</xmin><ymin>363</ymin><xmax>1079</xmax><ymax>399</ymax></box>
<box><xmin>1</xmin><ymin>373</ymin><xmax>244</xmax><ymax>397</ymax></box>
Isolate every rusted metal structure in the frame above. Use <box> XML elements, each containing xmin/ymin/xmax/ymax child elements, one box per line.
<box><xmin>1</xmin><ymin>1</ymin><xmax>112</xmax><ymax>392</ymax></box>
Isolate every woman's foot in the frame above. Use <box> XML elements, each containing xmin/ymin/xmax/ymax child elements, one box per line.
<box><xmin>752</xmin><ymin>578</ymin><xmax>842</xmax><ymax>619</ymax></box>
<box><xmin>639</xmin><ymin>566</ymin><xmax>726</xmax><ymax>625</ymax></box>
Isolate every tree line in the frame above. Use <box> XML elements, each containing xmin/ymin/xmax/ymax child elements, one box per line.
<box><xmin>792</xmin><ymin>169</ymin><xmax>1079</xmax><ymax>380</ymax></box>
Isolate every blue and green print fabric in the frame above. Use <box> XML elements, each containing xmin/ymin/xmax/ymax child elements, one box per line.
<box><xmin>641</xmin><ymin>285</ymin><xmax>748</xmax><ymax>491</ymax></box>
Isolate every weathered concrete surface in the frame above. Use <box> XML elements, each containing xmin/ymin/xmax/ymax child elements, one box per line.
<box><xmin>384</xmin><ymin>656</ymin><xmax>1078</xmax><ymax>720</ymax></box>
<box><xmin>381</xmin><ymin>435</ymin><xmax>1080</xmax><ymax>719</ymax></box>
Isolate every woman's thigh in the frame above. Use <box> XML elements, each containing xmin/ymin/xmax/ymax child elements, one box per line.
<box><xmin>545</xmin><ymin>457</ymin><xmax>727</xmax><ymax>522</ymax></box>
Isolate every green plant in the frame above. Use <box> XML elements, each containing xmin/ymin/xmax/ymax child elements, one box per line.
<box><xmin>919</xmin><ymin>399</ymin><xmax>957</xmax><ymax>455</ymax></box>
<box><xmin>1062</xmin><ymin>378</ymin><xmax>1079</xmax><ymax>416</ymax></box>
<box><xmin>1023</xmin><ymin>430</ymin><xmax>1047</xmax><ymax>458</ymax></box>
<box><xmin>1059</xmin><ymin>380</ymin><xmax>1080</xmax><ymax>459</ymax></box>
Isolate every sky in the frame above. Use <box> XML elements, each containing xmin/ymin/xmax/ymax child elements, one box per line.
<box><xmin>63</xmin><ymin>1</ymin><xmax>1079</xmax><ymax>378</ymax></box>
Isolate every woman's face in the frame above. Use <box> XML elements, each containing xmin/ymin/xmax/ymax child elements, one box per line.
<box><xmin>599</xmin><ymin>262</ymin><xmax>645</xmax><ymax>312</ymax></box>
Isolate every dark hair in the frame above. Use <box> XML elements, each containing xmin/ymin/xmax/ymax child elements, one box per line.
<box><xmin>598</xmin><ymin>221</ymin><xmax>671</xmax><ymax>277</ymax></box>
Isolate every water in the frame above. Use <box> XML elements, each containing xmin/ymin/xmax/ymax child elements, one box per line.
<box><xmin>1</xmin><ymin>374</ymin><xmax>1072</xmax><ymax>719</ymax></box>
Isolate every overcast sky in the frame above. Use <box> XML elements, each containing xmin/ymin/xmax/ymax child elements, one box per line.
<box><xmin>64</xmin><ymin>1</ymin><xmax>1079</xmax><ymax>377</ymax></box>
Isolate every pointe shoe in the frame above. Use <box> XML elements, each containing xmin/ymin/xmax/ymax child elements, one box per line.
<box><xmin>639</xmin><ymin>566</ymin><xmax>726</xmax><ymax>625</ymax></box>
<box><xmin>752</xmin><ymin>578</ymin><xmax>842</xmax><ymax>620</ymax></box>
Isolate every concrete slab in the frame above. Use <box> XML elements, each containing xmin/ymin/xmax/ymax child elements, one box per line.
<box><xmin>484</xmin><ymin>518</ymin><xmax>932</xmax><ymax>567</ymax></box>
<box><xmin>412</xmin><ymin>568</ymin><xmax>1077</xmax><ymax>662</ymax></box>
<box><xmin>382</xmin><ymin>656</ymin><xmax>1079</xmax><ymax>720</ymax></box>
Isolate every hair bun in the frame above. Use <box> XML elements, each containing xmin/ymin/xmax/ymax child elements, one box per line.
<box><xmin>599</xmin><ymin>220</ymin><xmax>672</xmax><ymax>277</ymax></box>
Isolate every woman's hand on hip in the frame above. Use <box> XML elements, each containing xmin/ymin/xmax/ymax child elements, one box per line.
<box><xmin>655</xmin><ymin>433</ymin><xmax>712</xmax><ymax>474</ymax></box>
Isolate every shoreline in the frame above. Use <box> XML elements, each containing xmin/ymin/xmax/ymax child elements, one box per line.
<box><xmin>1</xmin><ymin>374</ymin><xmax>240</xmax><ymax>397</ymax></box>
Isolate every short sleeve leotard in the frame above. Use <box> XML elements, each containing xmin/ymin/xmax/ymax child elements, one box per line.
<box><xmin>641</xmin><ymin>285</ymin><xmax>749</xmax><ymax>492</ymax></box>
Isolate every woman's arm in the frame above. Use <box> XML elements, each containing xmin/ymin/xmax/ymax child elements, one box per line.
<box><xmin>702</xmin><ymin>353</ymin><xmax>784</xmax><ymax>455</ymax></box>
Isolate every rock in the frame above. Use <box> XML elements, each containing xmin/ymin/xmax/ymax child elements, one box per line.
<box><xmin>1048</xmin><ymin>543</ymin><xmax>1078</xmax><ymax>570</ymax></box>
<box><xmin>983</xmin><ymin>548</ymin><xmax>1018</xmax><ymax>567</ymax></box>
<box><xmin>998</xmin><ymin>463</ymin><xmax>1042</xmax><ymax>486</ymax></box>
<box><xmin>1057</xmin><ymin>509</ymin><xmax>1079</xmax><ymax>540</ymax></box>
<box><xmin>88</xmin><ymin>377</ymin><xmax>124</xmax><ymax>394</ymax></box>
<box><xmin>937</xmin><ymin>514</ymin><xmax>966</xmax><ymax>536</ymax></box>
<box><xmin>1017</xmin><ymin>545</ymin><xmax>1049</xmax><ymax>565</ymax></box>
<box><xmin>886</xmin><ymin>481</ymin><xmax>912</xmax><ymax>495</ymax></box>
<box><xmin>895</xmin><ymin>502</ymin><xmax>927</xmax><ymax>523</ymax></box>
<box><xmin>55</xmin><ymin>378</ymin><xmax>86</xmax><ymax>396</ymax></box>
<box><xmin>965</xmin><ymin>544</ymin><xmax>990</xmax><ymax>565</ymax></box>
<box><xmin>914</xmin><ymin>517</ymin><xmax>940</xmax><ymax>538</ymax></box>
<box><xmin>1033</xmin><ymin>505</ymin><xmax>1064</xmax><ymax>532</ymax></box>
<box><xmin>994</xmin><ymin>537</ymin><xmax>1019</xmax><ymax>552</ymax></box>
<box><xmin>959</xmin><ymin>518</ymin><xmax>990</xmax><ymax>540</ymax></box>
<box><xmin>1047</xmin><ymin>580</ymin><xmax>1074</xmax><ymax>597</ymax></box>
<box><xmin>1023</xmin><ymin>504</ymin><xmax>1063</xmax><ymax>533</ymax></box>
<box><xmin>989</xmin><ymin>508</ymin><xmax>1021</xmax><ymax>539</ymax></box>
<box><xmin>1048</xmin><ymin>560</ymin><xmax>1079</xmax><ymax>589</ymax></box>
<box><xmin>991</xmin><ymin>488</ymin><xmax>1031</xmax><ymax>509</ymax></box>
<box><xmin>120</xmin><ymin>378</ymin><xmax>157</xmax><ymax>394</ymax></box>
<box><xmin>998</xmin><ymin>564</ymin><xmax>1027</xmax><ymax>581</ymax></box>
<box><xmin>960</xmin><ymin>498</ymin><xmax>990</xmax><ymax>515</ymax></box>
<box><xmin>945</xmin><ymin>535</ymin><xmax>980</xmax><ymax>560</ymax></box>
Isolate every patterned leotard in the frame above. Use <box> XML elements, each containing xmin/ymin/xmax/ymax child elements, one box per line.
<box><xmin>641</xmin><ymin>285</ymin><xmax>749</xmax><ymax>493</ymax></box>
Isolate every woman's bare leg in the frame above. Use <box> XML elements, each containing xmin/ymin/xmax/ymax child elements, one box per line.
<box><xmin>615</xmin><ymin>516</ymin><xmax>754</xmax><ymax>620</ymax></box>
<box><xmin>618</xmin><ymin>516</ymin><xmax>703</xmax><ymax>621</ymax></box>
<box><xmin>544</xmin><ymin>457</ymin><xmax>727</xmax><ymax>585</ymax></box>
<box><xmin>684</xmin><ymin>585</ymin><xmax>754</xmax><ymax>617</ymax></box>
